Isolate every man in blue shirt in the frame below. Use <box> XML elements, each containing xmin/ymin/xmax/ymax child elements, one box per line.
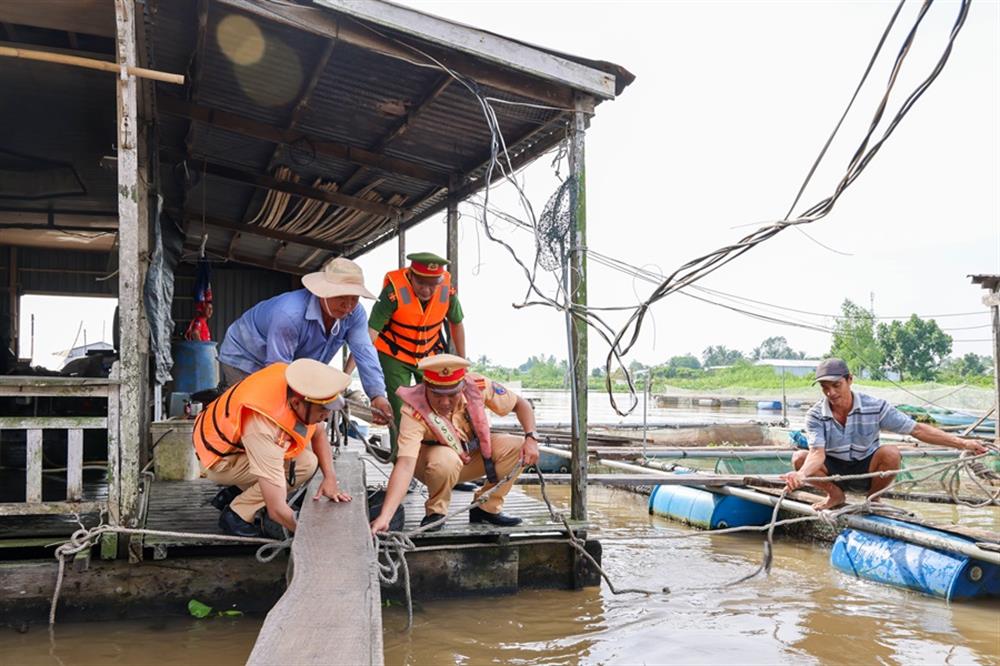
<box><xmin>783</xmin><ymin>357</ymin><xmax>988</xmax><ymax>509</ymax></box>
<box><xmin>219</xmin><ymin>257</ymin><xmax>392</xmax><ymax>424</ymax></box>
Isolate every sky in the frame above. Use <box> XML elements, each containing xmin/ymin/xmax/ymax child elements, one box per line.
<box><xmin>18</xmin><ymin>1</ymin><xmax>999</xmax><ymax>373</ymax></box>
<box><xmin>350</xmin><ymin>0</ymin><xmax>1000</xmax><ymax>370</ymax></box>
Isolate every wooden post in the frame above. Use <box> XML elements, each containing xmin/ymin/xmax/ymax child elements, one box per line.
<box><xmin>7</xmin><ymin>246</ymin><xmax>16</xmax><ymax>350</ymax></box>
<box><xmin>397</xmin><ymin>226</ymin><xmax>406</xmax><ymax>268</ymax></box>
<box><xmin>447</xmin><ymin>175</ymin><xmax>460</xmax><ymax>291</ymax></box>
<box><xmin>114</xmin><ymin>0</ymin><xmax>146</xmax><ymax>549</ymax></box>
<box><xmin>102</xmin><ymin>363</ymin><xmax>121</xmax><ymax>560</ymax></box>
<box><xmin>567</xmin><ymin>97</ymin><xmax>589</xmax><ymax>522</ymax></box>
<box><xmin>990</xmin><ymin>286</ymin><xmax>1000</xmax><ymax>448</ymax></box>
<box><xmin>973</xmin><ymin>276</ymin><xmax>1000</xmax><ymax>447</ymax></box>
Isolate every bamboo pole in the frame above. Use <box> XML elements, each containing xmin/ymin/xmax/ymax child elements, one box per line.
<box><xmin>0</xmin><ymin>45</ymin><xmax>184</xmax><ymax>84</ymax></box>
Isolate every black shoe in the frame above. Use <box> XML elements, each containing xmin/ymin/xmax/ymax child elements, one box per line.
<box><xmin>419</xmin><ymin>513</ymin><xmax>446</xmax><ymax>532</ymax></box>
<box><xmin>209</xmin><ymin>485</ymin><xmax>242</xmax><ymax>511</ymax></box>
<box><xmin>452</xmin><ymin>482</ymin><xmax>479</xmax><ymax>492</ymax></box>
<box><xmin>469</xmin><ymin>506</ymin><xmax>523</xmax><ymax>527</ymax></box>
<box><xmin>219</xmin><ymin>507</ymin><xmax>260</xmax><ymax>537</ymax></box>
<box><xmin>256</xmin><ymin>511</ymin><xmax>288</xmax><ymax>540</ymax></box>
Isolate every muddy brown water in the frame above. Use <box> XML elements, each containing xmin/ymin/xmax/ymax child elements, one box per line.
<box><xmin>3</xmin><ymin>484</ymin><xmax>998</xmax><ymax>665</ymax></box>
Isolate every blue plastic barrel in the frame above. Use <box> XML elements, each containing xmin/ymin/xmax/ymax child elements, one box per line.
<box><xmin>648</xmin><ymin>484</ymin><xmax>774</xmax><ymax>529</ymax></box>
<box><xmin>172</xmin><ymin>341</ymin><xmax>219</xmax><ymax>394</ymax></box>
<box><xmin>535</xmin><ymin>450</ymin><xmax>570</xmax><ymax>474</ymax></box>
<box><xmin>830</xmin><ymin>516</ymin><xmax>1000</xmax><ymax>600</ymax></box>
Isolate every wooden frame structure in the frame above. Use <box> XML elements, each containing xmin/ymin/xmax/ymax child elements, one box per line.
<box><xmin>0</xmin><ymin>0</ymin><xmax>632</xmax><ymax>546</ymax></box>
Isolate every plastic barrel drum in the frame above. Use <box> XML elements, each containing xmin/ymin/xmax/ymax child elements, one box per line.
<box><xmin>649</xmin><ymin>483</ymin><xmax>774</xmax><ymax>529</ymax></box>
<box><xmin>172</xmin><ymin>341</ymin><xmax>220</xmax><ymax>394</ymax></box>
<box><xmin>830</xmin><ymin>515</ymin><xmax>1000</xmax><ymax>600</ymax></box>
<box><xmin>534</xmin><ymin>449</ymin><xmax>570</xmax><ymax>474</ymax></box>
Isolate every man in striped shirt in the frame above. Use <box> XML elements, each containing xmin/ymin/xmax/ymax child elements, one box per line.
<box><xmin>783</xmin><ymin>358</ymin><xmax>988</xmax><ymax>509</ymax></box>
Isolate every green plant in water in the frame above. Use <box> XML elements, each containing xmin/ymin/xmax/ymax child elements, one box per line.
<box><xmin>188</xmin><ymin>598</ymin><xmax>244</xmax><ymax>619</ymax></box>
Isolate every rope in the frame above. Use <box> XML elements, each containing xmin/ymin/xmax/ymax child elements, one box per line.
<box><xmin>48</xmin><ymin>520</ymin><xmax>282</xmax><ymax>625</ymax></box>
<box><xmin>372</xmin><ymin>462</ymin><xmax>526</xmax><ymax>630</ymax></box>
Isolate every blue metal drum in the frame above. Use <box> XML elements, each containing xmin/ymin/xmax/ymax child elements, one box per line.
<box><xmin>171</xmin><ymin>341</ymin><xmax>220</xmax><ymax>394</ymax></box>
<box><xmin>831</xmin><ymin>516</ymin><xmax>1000</xmax><ymax>600</ymax></box>
<box><xmin>648</xmin><ymin>484</ymin><xmax>774</xmax><ymax>529</ymax></box>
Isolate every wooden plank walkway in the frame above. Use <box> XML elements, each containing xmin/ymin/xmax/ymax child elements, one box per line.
<box><xmin>364</xmin><ymin>455</ymin><xmax>586</xmax><ymax>540</ymax></box>
<box><xmin>248</xmin><ymin>451</ymin><xmax>383</xmax><ymax>666</ymax></box>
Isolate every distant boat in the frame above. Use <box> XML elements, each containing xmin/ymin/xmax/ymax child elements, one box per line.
<box><xmin>757</xmin><ymin>400</ymin><xmax>782</xmax><ymax>411</ymax></box>
<box><xmin>927</xmin><ymin>408</ymin><xmax>996</xmax><ymax>433</ymax></box>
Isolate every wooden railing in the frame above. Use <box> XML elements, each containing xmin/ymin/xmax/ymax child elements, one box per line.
<box><xmin>0</xmin><ymin>371</ymin><xmax>119</xmax><ymax>517</ymax></box>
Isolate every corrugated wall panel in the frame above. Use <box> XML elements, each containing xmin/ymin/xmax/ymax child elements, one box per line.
<box><xmin>172</xmin><ymin>264</ymin><xmax>296</xmax><ymax>342</ymax></box>
<box><xmin>16</xmin><ymin>248</ymin><xmax>115</xmax><ymax>297</ymax></box>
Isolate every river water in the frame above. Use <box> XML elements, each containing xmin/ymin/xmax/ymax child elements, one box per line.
<box><xmin>4</xmin><ymin>483</ymin><xmax>997</xmax><ymax>665</ymax></box>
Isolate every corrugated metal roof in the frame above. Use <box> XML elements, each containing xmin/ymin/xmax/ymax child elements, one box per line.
<box><xmin>0</xmin><ymin>0</ymin><xmax>629</xmax><ymax>275</ymax></box>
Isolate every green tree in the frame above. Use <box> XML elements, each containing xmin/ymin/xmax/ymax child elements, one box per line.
<box><xmin>830</xmin><ymin>299</ymin><xmax>883</xmax><ymax>378</ymax></box>
<box><xmin>876</xmin><ymin>315</ymin><xmax>952</xmax><ymax>381</ymax></box>
<box><xmin>668</xmin><ymin>354</ymin><xmax>701</xmax><ymax>370</ymax></box>
<box><xmin>957</xmin><ymin>352</ymin><xmax>990</xmax><ymax>377</ymax></box>
<box><xmin>752</xmin><ymin>336</ymin><xmax>804</xmax><ymax>360</ymax></box>
<box><xmin>702</xmin><ymin>345</ymin><xmax>744</xmax><ymax>366</ymax></box>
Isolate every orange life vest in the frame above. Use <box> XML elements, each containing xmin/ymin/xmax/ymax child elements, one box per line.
<box><xmin>374</xmin><ymin>268</ymin><xmax>453</xmax><ymax>366</ymax></box>
<box><xmin>192</xmin><ymin>363</ymin><xmax>315</xmax><ymax>469</ymax></box>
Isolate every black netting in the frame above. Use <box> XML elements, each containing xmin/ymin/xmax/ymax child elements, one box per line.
<box><xmin>536</xmin><ymin>176</ymin><xmax>575</xmax><ymax>271</ymax></box>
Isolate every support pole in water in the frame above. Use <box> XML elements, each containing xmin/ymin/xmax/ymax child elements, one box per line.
<box><xmin>567</xmin><ymin>94</ymin><xmax>591</xmax><ymax>522</ymax></box>
<box><xmin>970</xmin><ymin>275</ymin><xmax>1000</xmax><ymax>447</ymax></box>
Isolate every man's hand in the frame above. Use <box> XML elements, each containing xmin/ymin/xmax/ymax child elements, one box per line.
<box><xmin>370</xmin><ymin>395</ymin><xmax>393</xmax><ymax>426</ymax></box>
<box><xmin>522</xmin><ymin>436</ymin><xmax>540</xmax><ymax>466</ymax></box>
<box><xmin>960</xmin><ymin>439</ymin><xmax>990</xmax><ymax>456</ymax></box>
<box><xmin>313</xmin><ymin>476</ymin><xmax>352</xmax><ymax>502</ymax></box>
<box><xmin>370</xmin><ymin>513</ymin><xmax>392</xmax><ymax>536</ymax></box>
<box><xmin>781</xmin><ymin>470</ymin><xmax>806</xmax><ymax>492</ymax></box>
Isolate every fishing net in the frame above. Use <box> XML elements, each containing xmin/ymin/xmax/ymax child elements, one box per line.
<box><xmin>536</xmin><ymin>176</ymin><xmax>575</xmax><ymax>271</ymax></box>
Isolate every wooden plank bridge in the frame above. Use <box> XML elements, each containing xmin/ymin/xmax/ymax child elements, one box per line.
<box><xmin>247</xmin><ymin>451</ymin><xmax>384</xmax><ymax>665</ymax></box>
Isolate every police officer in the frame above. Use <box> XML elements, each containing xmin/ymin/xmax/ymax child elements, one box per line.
<box><xmin>369</xmin><ymin>354</ymin><xmax>540</xmax><ymax>534</ymax></box>
<box><xmin>193</xmin><ymin>358</ymin><xmax>353</xmax><ymax>537</ymax></box>
<box><xmin>349</xmin><ymin>252</ymin><xmax>465</xmax><ymax>460</ymax></box>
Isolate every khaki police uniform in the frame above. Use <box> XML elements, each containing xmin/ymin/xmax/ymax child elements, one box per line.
<box><xmin>395</xmin><ymin>356</ymin><xmax>524</xmax><ymax>516</ymax></box>
<box><xmin>200</xmin><ymin>358</ymin><xmax>350</xmax><ymax>524</ymax></box>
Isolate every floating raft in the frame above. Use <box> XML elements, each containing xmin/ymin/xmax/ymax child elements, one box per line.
<box><xmin>832</xmin><ymin>516</ymin><xmax>1000</xmax><ymax>600</ymax></box>
<box><xmin>645</xmin><ymin>475</ymin><xmax>1000</xmax><ymax>601</ymax></box>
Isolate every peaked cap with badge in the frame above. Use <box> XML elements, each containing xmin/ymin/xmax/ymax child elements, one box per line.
<box><xmin>285</xmin><ymin>358</ymin><xmax>351</xmax><ymax>409</ymax></box>
<box><xmin>418</xmin><ymin>353</ymin><xmax>470</xmax><ymax>394</ymax></box>
<box><xmin>407</xmin><ymin>252</ymin><xmax>449</xmax><ymax>278</ymax></box>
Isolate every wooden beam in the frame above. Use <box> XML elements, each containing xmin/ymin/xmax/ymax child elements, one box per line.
<box><xmin>340</xmin><ymin>74</ymin><xmax>453</xmax><ymax>194</ymax></box>
<box><xmin>183</xmin><ymin>240</ymin><xmax>310</xmax><ymax>276</ymax></box>
<box><xmin>181</xmin><ymin>209</ymin><xmax>344</xmax><ymax>254</ymax></box>
<box><xmin>158</xmin><ymin>96</ymin><xmax>450</xmax><ymax>187</ymax></box>
<box><xmin>172</xmin><ymin>153</ymin><xmax>407</xmax><ymax>219</ymax></box>
<box><xmin>0</xmin><ymin>2</ymin><xmax>115</xmax><ymax>39</ymax></box>
<box><xmin>0</xmin><ymin>500</ymin><xmax>106</xmax><ymax>517</ymax></box>
<box><xmin>217</xmin><ymin>0</ymin><xmax>580</xmax><ymax>109</ymax></box>
<box><xmin>0</xmin><ymin>417</ymin><xmax>108</xmax><ymax>429</ymax></box>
